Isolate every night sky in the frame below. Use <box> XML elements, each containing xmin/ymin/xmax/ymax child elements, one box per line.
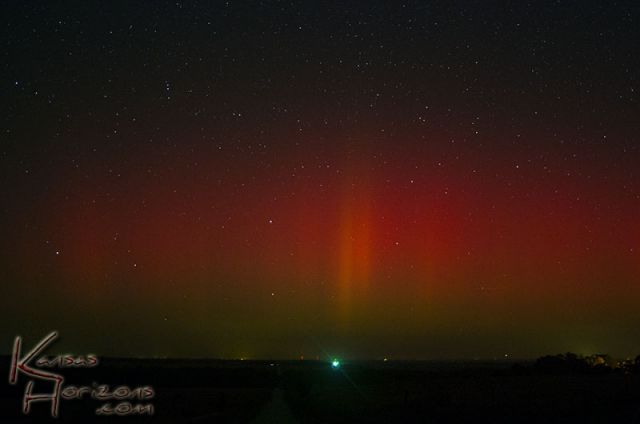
<box><xmin>1</xmin><ymin>1</ymin><xmax>639</xmax><ymax>359</ymax></box>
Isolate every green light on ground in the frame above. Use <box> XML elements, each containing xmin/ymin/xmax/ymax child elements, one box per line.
<box><xmin>331</xmin><ymin>359</ymin><xmax>340</xmax><ymax>368</ymax></box>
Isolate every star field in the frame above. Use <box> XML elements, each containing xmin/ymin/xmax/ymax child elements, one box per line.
<box><xmin>1</xmin><ymin>1</ymin><xmax>639</xmax><ymax>359</ymax></box>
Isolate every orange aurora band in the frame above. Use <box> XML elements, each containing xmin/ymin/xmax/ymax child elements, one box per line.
<box><xmin>5</xmin><ymin>129</ymin><xmax>639</xmax><ymax>359</ymax></box>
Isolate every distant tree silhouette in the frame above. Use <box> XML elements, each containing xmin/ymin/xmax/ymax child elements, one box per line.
<box><xmin>584</xmin><ymin>354</ymin><xmax>612</xmax><ymax>373</ymax></box>
<box><xmin>533</xmin><ymin>352</ymin><xmax>606</xmax><ymax>374</ymax></box>
<box><xmin>524</xmin><ymin>352</ymin><xmax>640</xmax><ymax>376</ymax></box>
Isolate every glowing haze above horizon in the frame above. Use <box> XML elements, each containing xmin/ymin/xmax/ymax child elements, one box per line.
<box><xmin>2</xmin><ymin>2</ymin><xmax>639</xmax><ymax>359</ymax></box>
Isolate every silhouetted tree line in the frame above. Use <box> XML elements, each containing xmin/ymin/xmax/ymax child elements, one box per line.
<box><xmin>513</xmin><ymin>353</ymin><xmax>640</xmax><ymax>375</ymax></box>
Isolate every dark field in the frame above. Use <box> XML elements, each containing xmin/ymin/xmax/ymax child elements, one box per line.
<box><xmin>1</xmin><ymin>357</ymin><xmax>639</xmax><ymax>423</ymax></box>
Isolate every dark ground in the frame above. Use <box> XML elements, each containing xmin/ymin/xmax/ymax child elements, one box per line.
<box><xmin>1</xmin><ymin>357</ymin><xmax>639</xmax><ymax>423</ymax></box>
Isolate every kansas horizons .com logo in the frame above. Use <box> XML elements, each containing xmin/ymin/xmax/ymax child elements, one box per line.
<box><xmin>8</xmin><ymin>331</ymin><xmax>154</xmax><ymax>417</ymax></box>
